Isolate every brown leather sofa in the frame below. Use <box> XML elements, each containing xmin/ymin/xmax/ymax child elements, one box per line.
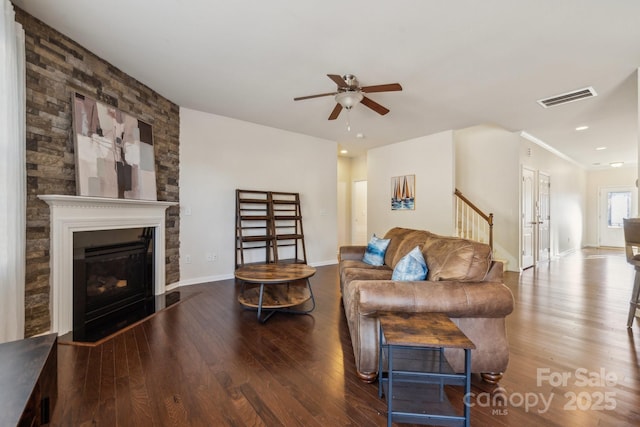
<box><xmin>340</xmin><ymin>227</ymin><xmax>514</xmax><ymax>383</ymax></box>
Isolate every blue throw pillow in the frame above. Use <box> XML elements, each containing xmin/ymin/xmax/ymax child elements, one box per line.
<box><xmin>362</xmin><ymin>234</ymin><xmax>391</xmax><ymax>266</ymax></box>
<box><xmin>392</xmin><ymin>246</ymin><xmax>428</xmax><ymax>281</ymax></box>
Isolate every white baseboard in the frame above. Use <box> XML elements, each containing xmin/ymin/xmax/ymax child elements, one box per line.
<box><xmin>309</xmin><ymin>259</ymin><xmax>338</xmax><ymax>267</ymax></box>
<box><xmin>558</xmin><ymin>247</ymin><xmax>577</xmax><ymax>257</ymax></box>
<box><xmin>167</xmin><ymin>273</ymin><xmax>235</xmax><ymax>290</ymax></box>
<box><xmin>168</xmin><ymin>259</ymin><xmax>338</xmax><ymax>290</ymax></box>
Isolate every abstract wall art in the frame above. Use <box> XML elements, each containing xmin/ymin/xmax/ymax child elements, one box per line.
<box><xmin>72</xmin><ymin>92</ymin><xmax>157</xmax><ymax>200</ymax></box>
<box><xmin>391</xmin><ymin>174</ymin><xmax>415</xmax><ymax>210</ymax></box>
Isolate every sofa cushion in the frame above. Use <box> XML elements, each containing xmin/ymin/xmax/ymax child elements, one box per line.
<box><xmin>382</xmin><ymin>227</ymin><xmax>420</xmax><ymax>267</ymax></box>
<box><xmin>392</xmin><ymin>246</ymin><xmax>428</xmax><ymax>281</ymax></box>
<box><xmin>341</xmin><ymin>259</ymin><xmax>389</xmax><ymax>271</ymax></box>
<box><xmin>340</xmin><ymin>260</ymin><xmax>391</xmax><ymax>291</ymax></box>
<box><xmin>339</xmin><ymin>245</ymin><xmax>367</xmax><ymax>261</ymax></box>
<box><xmin>422</xmin><ymin>234</ymin><xmax>492</xmax><ymax>281</ymax></box>
<box><xmin>342</xmin><ymin>267</ymin><xmax>393</xmax><ymax>286</ymax></box>
<box><xmin>362</xmin><ymin>234</ymin><xmax>391</xmax><ymax>266</ymax></box>
<box><xmin>390</xmin><ymin>230</ymin><xmax>432</xmax><ymax>268</ymax></box>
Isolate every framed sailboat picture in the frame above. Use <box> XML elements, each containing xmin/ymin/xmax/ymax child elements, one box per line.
<box><xmin>391</xmin><ymin>175</ymin><xmax>415</xmax><ymax>210</ymax></box>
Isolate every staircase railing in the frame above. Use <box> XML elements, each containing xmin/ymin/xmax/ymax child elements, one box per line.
<box><xmin>454</xmin><ymin>188</ymin><xmax>494</xmax><ymax>250</ymax></box>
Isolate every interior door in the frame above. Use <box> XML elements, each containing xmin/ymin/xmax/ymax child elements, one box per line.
<box><xmin>351</xmin><ymin>180</ymin><xmax>368</xmax><ymax>245</ymax></box>
<box><xmin>537</xmin><ymin>173</ymin><xmax>551</xmax><ymax>262</ymax></box>
<box><xmin>521</xmin><ymin>167</ymin><xmax>535</xmax><ymax>269</ymax></box>
<box><xmin>599</xmin><ymin>186</ymin><xmax>636</xmax><ymax>247</ymax></box>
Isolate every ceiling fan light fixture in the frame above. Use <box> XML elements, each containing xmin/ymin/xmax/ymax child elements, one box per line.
<box><xmin>335</xmin><ymin>91</ymin><xmax>363</xmax><ymax>109</ymax></box>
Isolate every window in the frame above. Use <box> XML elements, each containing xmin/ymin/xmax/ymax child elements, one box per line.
<box><xmin>608</xmin><ymin>191</ymin><xmax>631</xmax><ymax>228</ymax></box>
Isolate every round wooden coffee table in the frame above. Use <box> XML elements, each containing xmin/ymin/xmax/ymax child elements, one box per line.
<box><xmin>235</xmin><ymin>263</ymin><xmax>316</xmax><ymax>322</ymax></box>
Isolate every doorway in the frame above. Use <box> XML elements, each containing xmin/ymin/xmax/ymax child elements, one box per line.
<box><xmin>521</xmin><ymin>168</ymin><xmax>535</xmax><ymax>269</ymax></box>
<box><xmin>538</xmin><ymin>173</ymin><xmax>551</xmax><ymax>263</ymax></box>
<box><xmin>521</xmin><ymin>167</ymin><xmax>551</xmax><ymax>269</ymax></box>
<box><xmin>598</xmin><ymin>186</ymin><xmax>637</xmax><ymax>247</ymax></box>
<box><xmin>351</xmin><ymin>180</ymin><xmax>367</xmax><ymax>245</ymax></box>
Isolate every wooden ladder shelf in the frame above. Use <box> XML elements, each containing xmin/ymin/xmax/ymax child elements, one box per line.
<box><xmin>235</xmin><ymin>189</ymin><xmax>307</xmax><ymax>268</ymax></box>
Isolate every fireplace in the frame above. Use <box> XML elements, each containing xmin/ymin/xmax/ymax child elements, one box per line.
<box><xmin>73</xmin><ymin>228</ymin><xmax>154</xmax><ymax>341</ymax></box>
<box><xmin>39</xmin><ymin>195</ymin><xmax>177</xmax><ymax>336</ymax></box>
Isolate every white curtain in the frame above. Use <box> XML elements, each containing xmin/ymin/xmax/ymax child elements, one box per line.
<box><xmin>0</xmin><ymin>0</ymin><xmax>26</xmax><ymax>343</ymax></box>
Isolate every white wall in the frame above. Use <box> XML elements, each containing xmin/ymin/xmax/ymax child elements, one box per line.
<box><xmin>367</xmin><ymin>131</ymin><xmax>455</xmax><ymax>237</ymax></box>
<box><xmin>179</xmin><ymin>107</ymin><xmax>338</xmax><ymax>285</ymax></box>
<box><xmin>520</xmin><ymin>136</ymin><xmax>587</xmax><ymax>257</ymax></box>
<box><xmin>454</xmin><ymin>125</ymin><xmax>521</xmax><ymax>270</ymax></box>
<box><xmin>454</xmin><ymin>124</ymin><xmax>587</xmax><ymax>269</ymax></box>
<box><xmin>585</xmin><ymin>167</ymin><xmax>638</xmax><ymax>247</ymax></box>
<box><xmin>351</xmin><ymin>154</ymin><xmax>367</xmax><ymax>181</ymax></box>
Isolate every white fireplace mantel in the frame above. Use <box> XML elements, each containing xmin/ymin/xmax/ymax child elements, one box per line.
<box><xmin>38</xmin><ymin>195</ymin><xmax>177</xmax><ymax>335</ymax></box>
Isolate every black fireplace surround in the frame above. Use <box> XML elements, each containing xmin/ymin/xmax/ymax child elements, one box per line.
<box><xmin>73</xmin><ymin>228</ymin><xmax>155</xmax><ymax>342</ymax></box>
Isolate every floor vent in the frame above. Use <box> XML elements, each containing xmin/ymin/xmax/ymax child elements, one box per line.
<box><xmin>537</xmin><ymin>87</ymin><xmax>597</xmax><ymax>108</ymax></box>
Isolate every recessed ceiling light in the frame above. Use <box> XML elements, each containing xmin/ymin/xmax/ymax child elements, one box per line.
<box><xmin>356</xmin><ymin>133</ymin><xmax>365</xmax><ymax>139</ymax></box>
<box><xmin>575</xmin><ymin>125</ymin><xmax>589</xmax><ymax>131</ymax></box>
<box><xmin>610</xmin><ymin>162</ymin><xmax>624</xmax><ymax>168</ymax></box>
<box><xmin>340</xmin><ymin>149</ymin><xmax>348</xmax><ymax>154</ymax></box>
<box><xmin>595</xmin><ymin>146</ymin><xmax>607</xmax><ymax>151</ymax></box>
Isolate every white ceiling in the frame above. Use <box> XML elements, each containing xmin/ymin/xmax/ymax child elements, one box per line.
<box><xmin>12</xmin><ymin>0</ymin><xmax>640</xmax><ymax>168</ymax></box>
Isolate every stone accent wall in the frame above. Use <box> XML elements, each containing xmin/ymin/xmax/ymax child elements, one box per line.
<box><xmin>15</xmin><ymin>9</ymin><xmax>180</xmax><ymax>337</ymax></box>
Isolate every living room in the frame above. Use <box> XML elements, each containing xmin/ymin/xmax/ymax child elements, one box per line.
<box><xmin>2</xmin><ymin>1</ymin><xmax>640</xmax><ymax>426</ymax></box>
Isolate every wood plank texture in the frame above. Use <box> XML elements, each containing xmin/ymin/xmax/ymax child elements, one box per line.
<box><xmin>49</xmin><ymin>248</ymin><xmax>640</xmax><ymax>426</ymax></box>
<box><xmin>234</xmin><ymin>263</ymin><xmax>316</xmax><ymax>283</ymax></box>
<box><xmin>379</xmin><ymin>312</ymin><xmax>476</xmax><ymax>349</ymax></box>
<box><xmin>238</xmin><ymin>282</ymin><xmax>311</xmax><ymax>308</ymax></box>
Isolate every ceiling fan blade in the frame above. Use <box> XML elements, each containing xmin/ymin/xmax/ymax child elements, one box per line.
<box><xmin>361</xmin><ymin>96</ymin><xmax>390</xmax><ymax>115</ymax></box>
<box><xmin>361</xmin><ymin>83</ymin><xmax>403</xmax><ymax>93</ymax></box>
<box><xmin>327</xmin><ymin>74</ymin><xmax>348</xmax><ymax>88</ymax></box>
<box><xmin>328</xmin><ymin>103</ymin><xmax>343</xmax><ymax>120</ymax></box>
<box><xmin>294</xmin><ymin>92</ymin><xmax>336</xmax><ymax>101</ymax></box>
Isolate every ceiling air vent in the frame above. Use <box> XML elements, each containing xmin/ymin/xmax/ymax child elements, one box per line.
<box><xmin>537</xmin><ymin>86</ymin><xmax>597</xmax><ymax>108</ymax></box>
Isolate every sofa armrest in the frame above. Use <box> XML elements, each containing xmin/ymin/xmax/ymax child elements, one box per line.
<box><xmin>340</xmin><ymin>245</ymin><xmax>367</xmax><ymax>261</ymax></box>
<box><xmin>485</xmin><ymin>261</ymin><xmax>503</xmax><ymax>282</ymax></box>
<box><xmin>353</xmin><ymin>279</ymin><xmax>514</xmax><ymax>318</ymax></box>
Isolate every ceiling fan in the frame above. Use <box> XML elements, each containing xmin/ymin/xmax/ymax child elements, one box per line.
<box><xmin>294</xmin><ymin>74</ymin><xmax>402</xmax><ymax>120</ymax></box>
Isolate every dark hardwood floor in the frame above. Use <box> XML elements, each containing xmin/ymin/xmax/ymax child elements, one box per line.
<box><xmin>50</xmin><ymin>248</ymin><xmax>640</xmax><ymax>426</ymax></box>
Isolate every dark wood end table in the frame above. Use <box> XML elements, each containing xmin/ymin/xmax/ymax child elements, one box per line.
<box><xmin>235</xmin><ymin>263</ymin><xmax>316</xmax><ymax>322</ymax></box>
<box><xmin>0</xmin><ymin>333</ymin><xmax>58</xmax><ymax>426</ymax></box>
<box><xmin>378</xmin><ymin>312</ymin><xmax>476</xmax><ymax>427</ymax></box>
